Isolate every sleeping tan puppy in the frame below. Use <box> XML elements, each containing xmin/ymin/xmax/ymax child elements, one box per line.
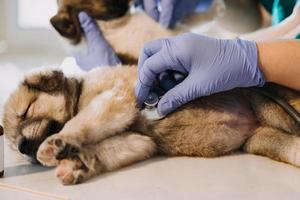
<box><xmin>3</xmin><ymin>0</ymin><xmax>300</xmax><ymax>186</ymax></box>
<box><xmin>3</xmin><ymin>65</ymin><xmax>300</xmax><ymax>185</ymax></box>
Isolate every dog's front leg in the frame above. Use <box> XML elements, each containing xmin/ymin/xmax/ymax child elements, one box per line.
<box><xmin>37</xmin><ymin>86</ymin><xmax>138</xmax><ymax>166</ymax></box>
<box><xmin>48</xmin><ymin>132</ymin><xmax>155</xmax><ymax>185</ymax></box>
<box><xmin>61</xmin><ymin>87</ymin><xmax>138</xmax><ymax>143</ymax></box>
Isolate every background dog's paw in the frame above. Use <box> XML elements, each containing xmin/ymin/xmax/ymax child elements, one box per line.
<box><xmin>55</xmin><ymin>157</ymin><xmax>87</xmax><ymax>185</ymax></box>
<box><xmin>37</xmin><ymin>134</ymin><xmax>80</xmax><ymax>166</ymax></box>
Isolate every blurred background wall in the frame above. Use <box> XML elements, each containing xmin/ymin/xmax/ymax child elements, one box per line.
<box><xmin>0</xmin><ymin>0</ymin><xmax>66</xmax><ymax>55</ymax></box>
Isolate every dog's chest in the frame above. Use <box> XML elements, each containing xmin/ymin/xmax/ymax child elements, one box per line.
<box><xmin>98</xmin><ymin>12</ymin><xmax>173</xmax><ymax>59</ymax></box>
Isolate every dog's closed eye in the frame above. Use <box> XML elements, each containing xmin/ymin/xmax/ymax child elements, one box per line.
<box><xmin>17</xmin><ymin>99</ymin><xmax>36</xmax><ymax>119</ymax></box>
<box><xmin>20</xmin><ymin>105</ymin><xmax>30</xmax><ymax>119</ymax></box>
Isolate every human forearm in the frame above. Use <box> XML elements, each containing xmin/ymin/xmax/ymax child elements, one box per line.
<box><xmin>257</xmin><ymin>40</ymin><xmax>300</xmax><ymax>90</ymax></box>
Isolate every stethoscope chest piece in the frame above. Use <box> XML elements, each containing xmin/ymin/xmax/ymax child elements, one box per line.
<box><xmin>141</xmin><ymin>92</ymin><xmax>166</xmax><ymax>120</ymax></box>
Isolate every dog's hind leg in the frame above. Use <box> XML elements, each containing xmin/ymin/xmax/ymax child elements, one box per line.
<box><xmin>244</xmin><ymin>126</ymin><xmax>300</xmax><ymax>167</ymax></box>
<box><xmin>53</xmin><ymin>132</ymin><xmax>156</xmax><ymax>185</ymax></box>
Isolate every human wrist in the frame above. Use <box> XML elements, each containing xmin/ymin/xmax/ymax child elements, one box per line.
<box><xmin>237</xmin><ymin>39</ymin><xmax>266</xmax><ymax>87</ymax></box>
<box><xmin>256</xmin><ymin>41</ymin><xmax>275</xmax><ymax>84</ymax></box>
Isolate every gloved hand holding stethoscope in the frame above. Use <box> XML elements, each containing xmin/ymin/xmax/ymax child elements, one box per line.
<box><xmin>74</xmin><ymin>5</ymin><xmax>300</xmax><ymax>119</ymax></box>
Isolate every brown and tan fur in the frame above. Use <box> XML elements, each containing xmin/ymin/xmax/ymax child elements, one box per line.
<box><xmin>3</xmin><ymin>66</ymin><xmax>300</xmax><ymax>185</ymax></box>
<box><xmin>51</xmin><ymin>0</ymin><xmax>225</xmax><ymax>63</ymax></box>
<box><xmin>3</xmin><ymin>0</ymin><xmax>300</xmax><ymax>185</ymax></box>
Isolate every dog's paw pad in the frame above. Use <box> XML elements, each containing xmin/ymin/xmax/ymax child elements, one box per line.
<box><xmin>37</xmin><ymin>135</ymin><xmax>66</xmax><ymax>166</ymax></box>
<box><xmin>54</xmin><ymin>138</ymin><xmax>63</xmax><ymax>147</ymax></box>
<box><xmin>55</xmin><ymin>158</ymin><xmax>85</xmax><ymax>185</ymax></box>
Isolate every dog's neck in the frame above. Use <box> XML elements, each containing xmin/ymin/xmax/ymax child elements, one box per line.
<box><xmin>66</xmin><ymin>78</ymin><xmax>83</xmax><ymax>119</ymax></box>
<box><xmin>97</xmin><ymin>13</ymin><xmax>131</xmax><ymax>30</ymax></box>
<box><xmin>73</xmin><ymin>79</ymin><xmax>83</xmax><ymax>117</ymax></box>
<box><xmin>94</xmin><ymin>11</ymin><xmax>173</xmax><ymax>60</ymax></box>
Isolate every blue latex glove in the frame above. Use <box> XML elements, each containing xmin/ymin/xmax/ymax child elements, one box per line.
<box><xmin>136</xmin><ymin>33</ymin><xmax>265</xmax><ymax>115</ymax></box>
<box><xmin>74</xmin><ymin>12</ymin><xmax>121</xmax><ymax>71</ymax></box>
<box><xmin>135</xmin><ymin>0</ymin><xmax>212</xmax><ymax>28</ymax></box>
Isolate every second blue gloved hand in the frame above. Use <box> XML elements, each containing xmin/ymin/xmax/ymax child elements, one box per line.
<box><xmin>74</xmin><ymin>12</ymin><xmax>121</xmax><ymax>71</ymax></box>
<box><xmin>136</xmin><ymin>33</ymin><xmax>265</xmax><ymax>116</ymax></box>
<box><xmin>135</xmin><ymin>0</ymin><xmax>207</xmax><ymax>28</ymax></box>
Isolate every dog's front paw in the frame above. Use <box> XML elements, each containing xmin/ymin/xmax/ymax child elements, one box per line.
<box><xmin>55</xmin><ymin>147</ymin><xmax>105</xmax><ymax>185</ymax></box>
<box><xmin>55</xmin><ymin>158</ymin><xmax>87</xmax><ymax>185</ymax></box>
<box><xmin>37</xmin><ymin>134</ymin><xmax>80</xmax><ymax>166</ymax></box>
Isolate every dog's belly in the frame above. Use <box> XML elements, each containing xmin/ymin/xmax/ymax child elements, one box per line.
<box><xmin>134</xmin><ymin>90</ymin><xmax>258</xmax><ymax>157</ymax></box>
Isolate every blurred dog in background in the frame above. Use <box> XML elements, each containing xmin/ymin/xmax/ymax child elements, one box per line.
<box><xmin>50</xmin><ymin>0</ymin><xmax>225</xmax><ymax>63</ymax></box>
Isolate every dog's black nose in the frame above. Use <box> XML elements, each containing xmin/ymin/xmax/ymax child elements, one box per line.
<box><xmin>18</xmin><ymin>137</ymin><xmax>40</xmax><ymax>163</ymax></box>
<box><xmin>18</xmin><ymin>137</ymin><xmax>31</xmax><ymax>155</ymax></box>
<box><xmin>57</xmin><ymin>19</ymin><xmax>73</xmax><ymax>31</ymax></box>
<box><xmin>50</xmin><ymin>15</ymin><xmax>77</xmax><ymax>37</ymax></box>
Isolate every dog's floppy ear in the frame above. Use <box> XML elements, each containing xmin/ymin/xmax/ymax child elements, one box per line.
<box><xmin>23</xmin><ymin>68</ymin><xmax>65</xmax><ymax>92</ymax></box>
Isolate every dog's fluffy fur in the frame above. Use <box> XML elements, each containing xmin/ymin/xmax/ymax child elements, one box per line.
<box><xmin>52</xmin><ymin>0</ymin><xmax>226</xmax><ymax>63</ymax></box>
<box><xmin>3</xmin><ymin>65</ymin><xmax>300</xmax><ymax>185</ymax></box>
<box><xmin>3</xmin><ymin>0</ymin><xmax>300</xmax><ymax>185</ymax></box>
